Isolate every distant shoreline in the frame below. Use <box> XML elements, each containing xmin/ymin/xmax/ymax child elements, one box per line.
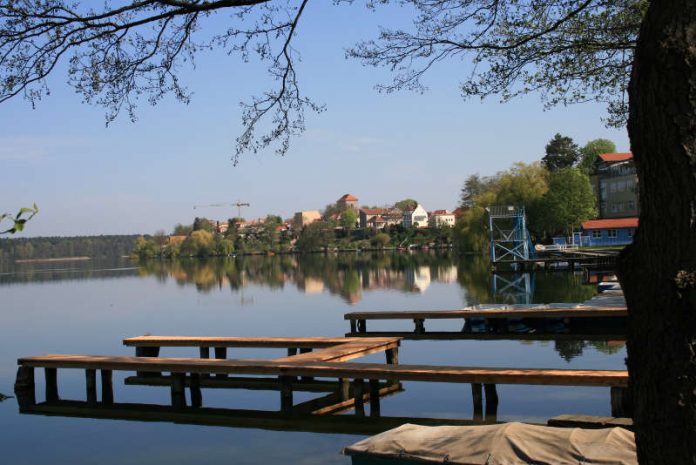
<box><xmin>15</xmin><ymin>257</ymin><xmax>91</xmax><ymax>264</ymax></box>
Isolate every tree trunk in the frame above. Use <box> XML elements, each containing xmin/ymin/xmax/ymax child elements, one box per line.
<box><xmin>623</xmin><ymin>1</ymin><xmax>696</xmax><ymax>464</ymax></box>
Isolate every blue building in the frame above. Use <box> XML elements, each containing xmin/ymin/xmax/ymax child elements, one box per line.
<box><xmin>580</xmin><ymin>218</ymin><xmax>638</xmax><ymax>246</ymax></box>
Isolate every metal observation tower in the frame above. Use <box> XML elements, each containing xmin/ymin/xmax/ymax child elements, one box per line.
<box><xmin>486</xmin><ymin>206</ymin><xmax>534</xmax><ymax>267</ymax></box>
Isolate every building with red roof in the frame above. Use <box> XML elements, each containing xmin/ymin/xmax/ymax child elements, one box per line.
<box><xmin>579</xmin><ymin>217</ymin><xmax>639</xmax><ymax>246</ymax></box>
<box><xmin>592</xmin><ymin>152</ymin><xmax>639</xmax><ymax>219</ymax></box>
<box><xmin>337</xmin><ymin>193</ymin><xmax>359</xmax><ymax>211</ymax></box>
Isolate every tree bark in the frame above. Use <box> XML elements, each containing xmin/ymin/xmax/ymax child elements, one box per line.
<box><xmin>623</xmin><ymin>1</ymin><xmax>696</xmax><ymax>464</ymax></box>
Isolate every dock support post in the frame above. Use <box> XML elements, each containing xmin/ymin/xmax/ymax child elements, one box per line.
<box><xmin>190</xmin><ymin>373</ymin><xmax>202</xmax><ymax>408</ymax></box>
<box><xmin>353</xmin><ymin>379</ymin><xmax>365</xmax><ymax>416</ymax></box>
<box><xmin>611</xmin><ymin>387</ymin><xmax>632</xmax><ymax>417</ymax></box>
<box><xmin>287</xmin><ymin>347</ymin><xmax>298</xmax><ymax>357</ymax></box>
<box><xmin>101</xmin><ymin>370</ymin><xmax>114</xmax><ymax>404</ymax></box>
<box><xmin>484</xmin><ymin>384</ymin><xmax>499</xmax><ymax>421</ymax></box>
<box><xmin>280</xmin><ymin>376</ymin><xmax>293</xmax><ymax>413</ymax></box>
<box><xmin>85</xmin><ymin>369</ymin><xmax>97</xmax><ymax>405</ymax></box>
<box><xmin>357</xmin><ymin>319</ymin><xmax>367</xmax><ymax>333</ymax></box>
<box><xmin>471</xmin><ymin>383</ymin><xmax>483</xmax><ymax>421</ymax></box>
<box><xmin>338</xmin><ymin>378</ymin><xmax>351</xmax><ymax>401</ymax></box>
<box><xmin>199</xmin><ymin>347</ymin><xmax>210</xmax><ymax>379</ymax></box>
<box><xmin>369</xmin><ymin>379</ymin><xmax>381</xmax><ymax>417</ymax></box>
<box><xmin>45</xmin><ymin>368</ymin><xmax>58</xmax><ymax>403</ymax></box>
<box><xmin>214</xmin><ymin>347</ymin><xmax>227</xmax><ymax>379</ymax></box>
<box><xmin>171</xmin><ymin>373</ymin><xmax>186</xmax><ymax>408</ymax></box>
<box><xmin>299</xmin><ymin>349</ymin><xmax>314</xmax><ymax>381</ymax></box>
<box><xmin>14</xmin><ymin>366</ymin><xmax>35</xmax><ymax>409</ymax></box>
<box><xmin>414</xmin><ymin>318</ymin><xmax>425</xmax><ymax>334</ymax></box>
<box><xmin>350</xmin><ymin>320</ymin><xmax>357</xmax><ymax>333</ymax></box>
<box><xmin>386</xmin><ymin>348</ymin><xmax>399</xmax><ymax>365</ymax></box>
<box><xmin>135</xmin><ymin>346</ymin><xmax>161</xmax><ymax>377</ymax></box>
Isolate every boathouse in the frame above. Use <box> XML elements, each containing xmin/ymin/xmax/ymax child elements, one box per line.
<box><xmin>580</xmin><ymin>218</ymin><xmax>638</xmax><ymax>246</ymax></box>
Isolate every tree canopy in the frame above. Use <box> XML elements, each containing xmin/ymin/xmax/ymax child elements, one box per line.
<box><xmin>542</xmin><ymin>133</ymin><xmax>580</xmax><ymax>172</ymax></box>
<box><xmin>579</xmin><ymin>138</ymin><xmax>618</xmax><ymax>173</ymax></box>
<box><xmin>535</xmin><ymin>167</ymin><xmax>597</xmax><ymax>236</ymax></box>
<box><xmin>0</xmin><ymin>1</ymin><xmax>645</xmax><ymax>159</ymax></box>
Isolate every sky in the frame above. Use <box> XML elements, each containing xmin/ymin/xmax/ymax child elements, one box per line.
<box><xmin>1</xmin><ymin>2</ymin><xmax>629</xmax><ymax>237</ymax></box>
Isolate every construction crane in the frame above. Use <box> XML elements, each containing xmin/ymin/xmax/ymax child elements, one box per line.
<box><xmin>193</xmin><ymin>201</ymin><xmax>251</xmax><ymax>218</ymax></box>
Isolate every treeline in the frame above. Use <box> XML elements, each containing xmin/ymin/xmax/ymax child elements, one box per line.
<box><xmin>0</xmin><ymin>235</ymin><xmax>142</xmax><ymax>261</ymax></box>
<box><xmin>454</xmin><ymin>135</ymin><xmax>610</xmax><ymax>252</ymax></box>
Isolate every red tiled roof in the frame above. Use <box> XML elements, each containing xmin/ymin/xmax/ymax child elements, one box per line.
<box><xmin>338</xmin><ymin>194</ymin><xmax>358</xmax><ymax>202</ymax></box>
<box><xmin>582</xmin><ymin>218</ymin><xmax>639</xmax><ymax>229</ymax></box>
<box><xmin>360</xmin><ymin>208</ymin><xmax>386</xmax><ymax>215</ymax></box>
<box><xmin>599</xmin><ymin>152</ymin><xmax>633</xmax><ymax>162</ymax></box>
<box><xmin>453</xmin><ymin>207</ymin><xmax>468</xmax><ymax>217</ymax></box>
<box><xmin>431</xmin><ymin>209</ymin><xmax>450</xmax><ymax>216</ymax></box>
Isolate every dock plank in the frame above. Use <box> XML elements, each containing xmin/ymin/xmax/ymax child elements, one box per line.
<box><xmin>123</xmin><ymin>336</ymin><xmax>391</xmax><ymax>348</ymax></box>
<box><xmin>344</xmin><ymin>307</ymin><xmax>627</xmax><ymax>320</ymax></box>
<box><xmin>17</xmin><ymin>355</ymin><xmax>628</xmax><ymax>387</ymax></box>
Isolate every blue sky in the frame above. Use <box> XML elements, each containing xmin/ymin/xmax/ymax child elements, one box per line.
<box><xmin>1</xmin><ymin>2</ymin><xmax>629</xmax><ymax>236</ymax></box>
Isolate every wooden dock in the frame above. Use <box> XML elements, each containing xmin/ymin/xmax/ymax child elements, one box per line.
<box><xmin>345</xmin><ymin>306</ymin><xmax>627</xmax><ymax>334</ymax></box>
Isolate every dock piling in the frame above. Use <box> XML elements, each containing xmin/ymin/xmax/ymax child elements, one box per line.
<box><xmin>45</xmin><ymin>368</ymin><xmax>58</xmax><ymax>403</ymax></box>
<box><xmin>14</xmin><ymin>366</ymin><xmax>35</xmax><ymax>408</ymax></box>
<box><xmin>171</xmin><ymin>373</ymin><xmax>186</xmax><ymax>408</ymax></box>
<box><xmin>471</xmin><ymin>383</ymin><xmax>483</xmax><ymax>421</ymax></box>
<box><xmin>101</xmin><ymin>369</ymin><xmax>114</xmax><ymax>404</ymax></box>
<box><xmin>369</xmin><ymin>379</ymin><xmax>381</xmax><ymax>417</ymax></box>
<box><xmin>353</xmin><ymin>379</ymin><xmax>365</xmax><ymax>416</ymax></box>
<box><xmin>85</xmin><ymin>369</ymin><xmax>97</xmax><ymax>405</ymax></box>
<box><xmin>280</xmin><ymin>376</ymin><xmax>294</xmax><ymax>413</ymax></box>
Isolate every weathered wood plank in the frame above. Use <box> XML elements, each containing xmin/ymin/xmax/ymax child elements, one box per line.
<box><xmin>18</xmin><ymin>354</ymin><xmax>629</xmax><ymax>387</ymax></box>
<box><xmin>123</xmin><ymin>336</ymin><xmax>391</xmax><ymax>348</ymax></box>
<box><xmin>548</xmin><ymin>414</ymin><xmax>633</xmax><ymax>430</ymax></box>
<box><xmin>273</xmin><ymin>340</ymin><xmax>400</xmax><ymax>364</ymax></box>
<box><xmin>125</xmin><ymin>375</ymin><xmax>346</xmax><ymax>393</ymax></box>
<box><xmin>344</xmin><ymin>331</ymin><xmax>626</xmax><ymax>342</ymax></box>
<box><xmin>345</xmin><ymin>307</ymin><xmax>627</xmax><ymax>320</ymax></box>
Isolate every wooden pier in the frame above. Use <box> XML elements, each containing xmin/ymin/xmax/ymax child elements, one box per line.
<box><xmin>345</xmin><ymin>306</ymin><xmax>627</xmax><ymax>335</ymax></box>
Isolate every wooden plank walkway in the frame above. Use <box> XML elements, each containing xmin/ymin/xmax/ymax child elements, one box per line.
<box><xmin>344</xmin><ymin>307</ymin><xmax>627</xmax><ymax>333</ymax></box>
<box><xmin>16</xmin><ymin>355</ymin><xmax>627</xmax><ymax>386</ymax></box>
<box><xmin>123</xmin><ymin>335</ymin><xmax>401</xmax><ymax>365</ymax></box>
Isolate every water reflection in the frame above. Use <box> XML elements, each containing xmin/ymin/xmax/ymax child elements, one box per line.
<box><xmin>133</xmin><ymin>252</ymin><xmax>598</xmax><ymax>307</ymax></box>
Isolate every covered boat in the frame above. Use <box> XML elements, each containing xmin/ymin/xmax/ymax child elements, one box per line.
<box><xmin>344</xmin><ymin>422</ymin><xmax>636</xmax><ymax>465</ymax></box>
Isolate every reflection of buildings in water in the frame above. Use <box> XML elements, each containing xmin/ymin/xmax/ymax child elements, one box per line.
<box><xmin>405</xmin><ymin>267</ymin><xmax>431</xmax><ymax>293</ymax></box>
<box><xmin>299</xmin><ymin>277</ymin><xmax>325</xmax><ymax>294</ymax></box>
<box><xmin>436</xmin><ymin>265</ymin><xmax>458</xmax><ymax>284</ymax></box>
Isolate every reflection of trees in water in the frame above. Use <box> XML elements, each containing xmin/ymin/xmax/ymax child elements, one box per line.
<box><xmin>137</xmin><ymin>252</ymin><xmax>461</xmax><ymax>304</ymax></box>
<box><xmin>555</xmin><ymin>340</ymin><xmax>626</xmax><ymax>362</ymax></box>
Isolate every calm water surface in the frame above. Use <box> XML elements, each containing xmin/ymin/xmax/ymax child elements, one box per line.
<box><xmin>0</xmin><ymin>252</ymin><xmax>625</xmax><ymax>464</ymax></box>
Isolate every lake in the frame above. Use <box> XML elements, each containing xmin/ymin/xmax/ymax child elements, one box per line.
<box><xmin>0</xmin><ymin>252</ymin><xmax>626</xmax><ymax>464</ymax></box>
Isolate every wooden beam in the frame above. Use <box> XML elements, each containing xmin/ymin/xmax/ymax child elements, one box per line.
<box><xmin>344</xmin><ymin>307</ymin><xmax>627</xmax><ymax>321</ymax></box>
<box><xmin>123</xmin><ymin>336</ymin><xmax>379</xmax><ymax>348</ymax></box>
<box><xmin>17</xmin><ymin>355</ymin><xmax>629</xmax><ymax>387</ymax></box>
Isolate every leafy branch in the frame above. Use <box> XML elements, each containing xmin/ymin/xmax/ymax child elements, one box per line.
<box><xmin>0</xmin><ymin>203</ymin><xmax>38</xmax><ymax>234</ymax></box>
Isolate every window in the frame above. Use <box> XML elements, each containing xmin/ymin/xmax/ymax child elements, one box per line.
<box><xmin>592</xmin><ymin>230</ymin><xmax>602</xmax><ymax>239</ymax></box>
<box><xmin>611</xmin><ymin>204</ymin><xmax>618</xmax><ymax>213</ymax></box>
<box><xmin>608</xmin><ymin>229</ymin><xmax>617</xmax><ymax>238</ymax></box>
<box><xmin>628</xmin><ymin>229</ymin><xmax>634</xmax><ymax>237</ymax></box>
<box><xmin>627</xmin><ymin>200</ymin><xmax>635</xmax><ymax>210</ymax></box>
<box><xmin>610</xmin><ymin>182</ymin><xmax>617</xmax><ymax>193</ymax></box>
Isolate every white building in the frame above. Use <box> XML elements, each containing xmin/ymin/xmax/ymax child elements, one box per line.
<box><xmin>403</xmin><ymin>204</ymin><xmax>429</xmax><ymax>228</ymax></box>
<box><xmin>429</xmin><ymin>210</ymin><xmax>456</xmax><ymax>228</ymax></box>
